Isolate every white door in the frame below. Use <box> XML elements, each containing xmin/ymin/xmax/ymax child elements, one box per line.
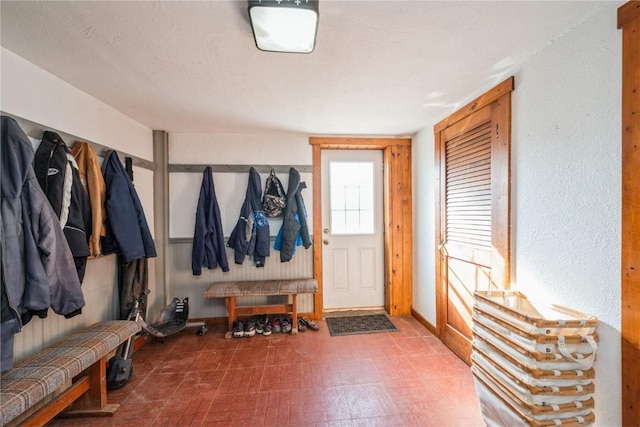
<box><xmin>322</xmin><ymin>150</ymin><xmax>384</xmax><ymax>310</ymax></box>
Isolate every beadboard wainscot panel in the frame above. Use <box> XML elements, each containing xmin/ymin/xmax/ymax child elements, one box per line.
<box><xmin>168</xmin><ymin>241</ymin><xmax>314</xmax><ymax>320</ymax></box>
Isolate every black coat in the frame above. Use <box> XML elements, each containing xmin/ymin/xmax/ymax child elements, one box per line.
<box><xmin>228</xmin><ymin>167</ymin><xmax>270</xmax><ymax>267</ymax></box>
<box><xmin>192</xmin><ymin>167</ymin><xmax>229</xmax><ymax>274</ymax></box>
<box><xmin>278</xmin><ymin>167</ymin><xmax>311</xmax><ymax>262</ymax></box>
<box><xmin>101</xmin><ymin>151</ymin><xmax>157</xmax><ymax>262</ymax></box>
<box><xmin>33</xmin><ymin>131</ymin><xmax>91</xmax><ymax>282</ymax></box>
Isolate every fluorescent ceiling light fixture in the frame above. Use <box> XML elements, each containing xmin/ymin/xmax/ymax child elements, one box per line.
<box><xmin>249</xmin><ymin>0</ymin><xmax>319</xmax><ymax>54</ymax></box>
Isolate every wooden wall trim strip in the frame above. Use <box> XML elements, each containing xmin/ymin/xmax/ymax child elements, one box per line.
<box><xmin>312</xmin><ymin>144</ymin><xmax>323</xmax><ymax>320</ymax></box>
<box><xmin>620</xmin><ymin>2</ymin><xmax>640</xmax><ymax>425</ymax></box>
<box><xmin>310</xmin><ymin>137</ymin><xmax>411</xmax><ymax>147</ymax></box>
<box><xmin>618</xmin><ymin>0</ymin><xmax>640</xmax><ymax>29</ymax></box>
<box><xmin>434</xmin><ymin>129</ymin><xmax>446</xmax><ymax>338</ymax></box>
<box><xmin>383</xmin><ymin>147</ymin><xmax>393</xmax><ymax>314</ymax></box>
<box><xmin>400</xmin><ymin>145</ymin><xmax>413</xmax><ymax>314</ymax></box>
<box><xmin>387</xmin><ymin>145</ymin><xmax>413</xmax><ymax>315</ymax></box>
<box><xmin>386</xmin><ymin>146</ymin><xmax>402</xmax><ymax>314</ymax></box>
<box><xmin>490</xmin><ymin>92</ymin><xmax>512</xmax><ymax>289</ymax></box>
<box><xmin>434</xmin><ymin>77</ymin><xmax>514</xmax><ymax>133</ymax></box>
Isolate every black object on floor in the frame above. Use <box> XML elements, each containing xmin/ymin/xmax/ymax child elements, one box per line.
<box><xmin>326</xmin><ymin>314</ymin><xmax>398</xmax><ymax>337</ymax></box>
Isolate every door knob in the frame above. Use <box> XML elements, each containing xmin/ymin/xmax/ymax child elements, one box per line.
<box><xmin>323</xmin><ymin>239</ymin><xmax>329</xmax><ymax>245</ymax></box>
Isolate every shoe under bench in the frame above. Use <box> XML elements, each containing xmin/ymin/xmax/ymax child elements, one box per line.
<box><xmin>203</xmin><ymin>279</ymin><xmax>318</xmax><ymax>338</ymax></box>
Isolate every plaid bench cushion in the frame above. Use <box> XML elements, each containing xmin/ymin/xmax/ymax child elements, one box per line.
<box><xmin>0</xmin><ymin>320</ymin><xmax>140</xmax><ymax>426</ymax></box>
<box><xmin>204</xmin><ymin>279</ymin><xmax>318</xmax><ymax>298</ymax></box>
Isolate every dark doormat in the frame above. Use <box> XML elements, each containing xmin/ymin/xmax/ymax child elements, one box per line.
<box><xmin>326</xmin><ymin>314</ymin><xmax>398</xmax><ymax>337</ymax></box>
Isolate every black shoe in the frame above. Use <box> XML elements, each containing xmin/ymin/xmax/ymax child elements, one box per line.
<box><xmin>301</xmin><ymin>317</ymin><xmax>320</xmax><ymax>331</ymax></box>
<box><xmin>244</xmin><ymin>319</ymin><xmax>256</xmax><ymax>337</ymax></box>
<box><xmin>232</xmin><ymin>320</ymin><xmax>244</xmax><ymax>338</ymax></box>
<box><xmin>281</xmin><ymin>317</ymin><xmax>292</xmax><ymax>334</ymax></box>
<box><xmin>256</xmin><ymin>314</ymin><xmax>267</xmax><ymax>334</ymax></box>
<box><xmin>263</xmin><ymin>321</ymin><xmax>272</xmax><ymax>336</ymax></box>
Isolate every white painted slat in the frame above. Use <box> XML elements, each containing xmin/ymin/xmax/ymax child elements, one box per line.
<box><xmin>168</xmin><ymin>242</ymin><xmax>315</xmax><ymax>319</ymax></box>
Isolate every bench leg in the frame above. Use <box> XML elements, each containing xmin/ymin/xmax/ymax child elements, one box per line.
<box><xmin>60</xmin><ymin>356</ymin><xmax>120</xmax><ymax>418</ymax></box>
<box><xmin>291</xmin><ymin>294</ymin><xmax>298</xmax><ymax>335</ymax></box>
<box><xmin>225</xmin><ymin>296</ymin><xmax>237</xmax><ymax>339</ymax></box>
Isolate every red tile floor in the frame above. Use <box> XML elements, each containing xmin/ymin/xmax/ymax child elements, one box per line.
<box><xmin>51</xmin><ymin>316</ymin><xmax>484</xmax><ymax>426</ymax></box>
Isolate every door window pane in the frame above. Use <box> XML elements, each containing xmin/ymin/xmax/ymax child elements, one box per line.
<box><xmin>331</xmin><ymin>187</ymin><xmax>345</xmax><ymax>210</ymax></box>
<box><xmin>345</xmin><ymin>187</ymin><xmax>359</xmax><ymax>210</ymax></box>
<box><xmin>330</xmin><ymin>161</ymin><xmax>375</xmax><ymax>234</ymax></box>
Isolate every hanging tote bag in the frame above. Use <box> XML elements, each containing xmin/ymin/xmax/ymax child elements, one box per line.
<box><xmin>262</xmin><ymin>169</ymin><xmax>286</xmax><ymax>217</ymax></box>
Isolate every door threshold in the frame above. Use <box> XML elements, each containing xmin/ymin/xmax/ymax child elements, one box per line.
<box><xmin>323</xmin><ymin>307</ymin><xmax>387</xmax><ymax>318</ymax></box>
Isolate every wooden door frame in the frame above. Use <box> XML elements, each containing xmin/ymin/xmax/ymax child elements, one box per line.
<box><xmin>309</xmin><ymin>137</ymin><xmax>412</xmax><ymax>319</ymax></box>
<box><xmin>434</xmin><ymin>77</ymin><xmax>513</xmax><ymax>345</ymax></box>
<box><xmin>618</xmin><ymin>2</ymin><xmax>640</xmax><ymax>425</ymax></box>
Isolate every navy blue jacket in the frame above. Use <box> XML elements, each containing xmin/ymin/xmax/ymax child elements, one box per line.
<box><xmin>278</xmin><ymin>167</ymin><xmax>311</xmax><ymax>262</ymax></box>
<box><xmin>227</xmin><ymin>167</ymin><xmax>270</xmax><ymax>267</ymax></box>
<box><xmin>101</xmin><ymin>151</ymin><xmax>156</xmax><ymax>262</ymax></box>
<box><xmin>192</xmin><ymin>167</ymin><xmax>229</xmax><ymax>274</ymax></box>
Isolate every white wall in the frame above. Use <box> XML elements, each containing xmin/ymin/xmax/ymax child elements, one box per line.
<box><xmin>412</xmin><ymin>127</ymin><xmax>437</xmax><ymax>324</ymax></box>
<box><xmin>168</xmin><ymin>133</ymin><xmax>315</xmax><ymax>318</ymax></box>
<box><xmin>1</xmin><ymin>48</ymin><xmax>152</xmax><ymax>161</ymax></box>
<box><xmin>511</xmin><ymin>8</ymin><xmax>621</xmax><ymax>425</ymax></box>
<box><xmin>412</xmin><ymin>5</ymin><xmax>622</xmax><ymax>425</ymax></box>
<box><xmin>1</xmin><ymin>47</ymin><xmax>155</xmax><ymax>361</ymax></box>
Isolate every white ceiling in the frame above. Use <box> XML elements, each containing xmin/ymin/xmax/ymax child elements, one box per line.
<box><xmin>0</xmin><ymin>1</ymin><xmax>611</xmax><ymax>136</ymax></box>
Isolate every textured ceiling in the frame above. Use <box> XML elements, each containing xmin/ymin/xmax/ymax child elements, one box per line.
<box><xmin>0</xmin><ymin>1</ymin><xmax>612</xmax><ymax>136</ymax></box>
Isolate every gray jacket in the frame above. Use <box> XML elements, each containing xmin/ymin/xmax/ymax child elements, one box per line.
<box><xmin>1</xmin><ymin>116</ymin><xmax>85</xmax><ymax>372</ymax></box>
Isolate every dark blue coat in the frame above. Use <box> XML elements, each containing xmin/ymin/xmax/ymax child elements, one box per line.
<box><xmin>192</xmin><ymin>167</ymin><xmax>229</xmax><ymax>274</ymax></box>
<box><xmin>278</xmin><ymin>167</ymin><xmax>311</xmax><ymax>262</ymax></box>
<box><xmin>101</xmin><ymin>151</ymin><xmax>156</xmax><ymax>262</ymax></box>
<box><xmin>228</xmin><ymin>167</ymin><xmax>270</xmax><ymax>267</ymax></box>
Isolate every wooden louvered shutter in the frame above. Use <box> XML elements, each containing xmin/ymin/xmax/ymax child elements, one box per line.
<box><xmin>435</xmin><ymin>78</ymin><xmax>512</xmax><ymax>364</ymax></box>
<box><xmin>445</xmin><ymin>121</ymin><xmax>492</xmax><ymax>249</ymax></box>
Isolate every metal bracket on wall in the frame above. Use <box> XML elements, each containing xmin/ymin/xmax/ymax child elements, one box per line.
<box><xmin>168</xmin><ymin>164</ymin><xmax>313</xmax><ymax>174</ymax></box>
<box><xmin>1</xmin><ymin>111</ymin><xmax>155</xmax><ymax>171</ymax></box>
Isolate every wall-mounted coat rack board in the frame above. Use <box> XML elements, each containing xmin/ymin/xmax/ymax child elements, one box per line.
<box><xmin>168</xmin><ymin>164</ymin><xmax>313</xmax><ymax>174</ymax></box>
<box><xmin>1</xmin><ymin>111</ymin><xmax>155</xmax><ymax>171</ymax></box>
<box><xmin>168</xmin><ymin>163</ymin><xmax>314</xmax><ymax>240</ymax></box>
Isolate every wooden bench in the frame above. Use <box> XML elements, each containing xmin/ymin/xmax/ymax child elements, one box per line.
<box><xmin>0</xmin><ymin>320</ymin><xmax>141</xmax><ymax>427</ymax></box>
<box><xmin>204</xmin><ymin>279</ymin><xmax>318</xmax><ymax>337</ymax></box>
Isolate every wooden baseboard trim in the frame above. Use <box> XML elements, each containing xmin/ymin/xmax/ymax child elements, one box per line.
<box><xmin>188</xmin><ymin>316</ymin><xmax>228</xmax><ymax>327</ymax></box>
<box><xmin>411</xmin><ymin>308</ymin><xmax>437</xmax><ymax>335</ymax></box>
<box><xmin>163</xmin><ymin>313</ymin><xmax>318</xmax><ymax>329</ymax></box>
